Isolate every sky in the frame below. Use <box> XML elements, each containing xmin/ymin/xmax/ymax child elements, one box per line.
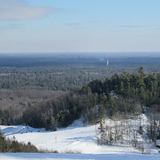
<box><xmin>0</xmin><ymin>0</ymin><xmax>160</xmax><ymax>56</ymax></box>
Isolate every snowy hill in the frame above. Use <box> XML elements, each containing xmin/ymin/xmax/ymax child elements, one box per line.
<box><xmin>0</xmin><ymin>124</ymin><xmax>137</xmax><ymax>154</ymax></box>
<box><xmin>0</xmin><ymin>115</ymin><xmax>159</xmax><ymax>154</ymax></box>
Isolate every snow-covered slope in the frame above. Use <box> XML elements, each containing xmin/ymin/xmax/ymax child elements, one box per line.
<box><xmin>0</xmin><ymin>123</ymin><xmax>138</xmax><ymax>154</ymax></box>
<box><xmin>0</xmin><ymin>125</ymin><xmax>45</xmax><ymax>136</ymax></box>
<box><xmin>0</xmin><ymin>115</ymin><xmax>159</xmax><ymax>154</ymax></box>
<box><xmin>1</xmin><ymin>125</ymin><xmax>138</xmax><ymax>154</ymax></box>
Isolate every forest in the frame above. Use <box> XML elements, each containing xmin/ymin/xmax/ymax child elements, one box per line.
<box><xmin>0</xmin><ymin>56</ymin><xmax>160</xmax><ymax>152</ymax></box>
<box><xmin>0</xmin><ymin>67</ymin><xmax>159</xmax><ymax>130</ymax></box>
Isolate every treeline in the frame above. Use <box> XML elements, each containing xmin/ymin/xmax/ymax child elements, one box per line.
<box><xmin>20</xmin><ymin>92</ymin><xmax>101</xmax><ymax>129</ymax></box>
<box><xmin>19</xmin><ymin>92</ymin><xmax>112</xmax><ymax>129</ymax></box>
<box><xmin>18</xmin><ymin>68</ymin><xmax>160</xmax><ymax>129</ymax></box>
<box><xmin>0</xmin><ymin>132</ymin><xmax>38</xmax><ymax>152</ymax></box>
<box><xmin>0</xmin><ymin>68</ymin><xmax>160</xmax><ymax>130</ymax></box>
<box><xmin>0</xmin><ymin>89</ymin><xmax>65</xmax><ymax>125</ymax></box>
<box><xmin>0</xmin><ymin>66</ymin><xmax>110</xmax><ymax>90</ymax></box>
<box><xmin>86</xmin><ymin>67</ymin><xmax>160</xmax><ymax>107</ymax></box>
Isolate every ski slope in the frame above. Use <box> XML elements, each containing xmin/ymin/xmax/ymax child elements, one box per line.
<box><xmin>0</xmin><ymin>116</ymin><xmax>159</xmax><ymax>154</ymax></box>
<box><xmin>0</xmin><ymin>123</ymin><xmax>138</xmax><ymax>154</ymax></box>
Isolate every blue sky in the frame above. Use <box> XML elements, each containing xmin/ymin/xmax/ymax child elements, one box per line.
<box><xmin>0</xmin><ymin>0</ymin><xmax>160</xmax><ymax>55</ymax></box>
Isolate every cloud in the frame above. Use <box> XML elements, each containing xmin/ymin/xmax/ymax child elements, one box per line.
<box><xmin>0</xmin><ymin>0</ymin><xmax>51</xmax><ymax>21</ymax></box>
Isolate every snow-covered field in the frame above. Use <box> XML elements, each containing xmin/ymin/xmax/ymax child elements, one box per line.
<box><xmin>0</xmin><ymin>153</ymin><xmax>160</xmax><ymax>160</ymax></box>
<box><xmin>0</xmin><ymin>116</ymin><xmax>160</xmax><ymax>160</ymax></box>
<box><xmin>0</xmin><ymin>121</ymin><xmax>138</xmax><ymax>154</ymax></box>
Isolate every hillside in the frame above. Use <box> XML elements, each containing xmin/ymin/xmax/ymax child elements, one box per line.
<box><xmin>0</xmin><ymin>115</ymin><xmax>159</xmax><ymax>154</ymax></box>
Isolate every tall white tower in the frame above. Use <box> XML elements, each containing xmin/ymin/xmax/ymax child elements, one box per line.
<box><xmin>106</xmin><ymin>59</ymin><xmax>109</xmax><ymax>66</ymax></box>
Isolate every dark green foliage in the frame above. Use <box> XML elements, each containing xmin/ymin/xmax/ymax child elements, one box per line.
<box><xmin>87</xmin><ymin>67</ymin><xmax>160</xmax><ymax>107</ymax></box>
<box><xmin>0</xmin><ymin>110</ymin><xmax>10</xmax><ymax>125</ymax></box>
<box><xmin>82</xmin><ymin>67</ymin><xmax>160</xmax><ymax>122</ymax></box>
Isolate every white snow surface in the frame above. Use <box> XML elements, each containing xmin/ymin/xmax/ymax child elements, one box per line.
<box><xmin>0</xmin><ymin>153</ymin><xmax>160</xmax><ymax>160</ymax></box>
<box><xmin>0</xmin><ymin>124</ymin><xmax>138</xmax><ymax>154</ymax></box>
<box><xmin>0</xmin><ymin>125</ymin><xmax>45</xmax><ymax>136</ymax></box>
<box><xmin>0</xmin><ymin>115</ymin><xmax>159</xmax><ymax>154</ymax></box>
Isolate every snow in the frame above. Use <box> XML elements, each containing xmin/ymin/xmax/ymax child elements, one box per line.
<box><xmin>98</xmin><ymin>114</ymin><xmax>158</xmax><ymax>151</ymax></box>
<box><xmin>0</xmin><ymin>125</ymin><xmax>45</xmax><ymax>136</ymax></box>
<box><xmin>0</xmin><ymin>124</ymin><xmax>138</xmax><ymax>154</ymax></box>
<box><xmin>0</xmin><ymin>153</ymin><xmax>160</xmax><ymax>160</ymax></box>
<box><xmin>0</xmin><ymin>115</ymin><xmax>159</xmax><ymax>155</ymax></box>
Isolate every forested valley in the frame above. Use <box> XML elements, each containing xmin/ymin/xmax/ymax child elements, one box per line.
<box><xmin>0</xmin><ymin>56</ymin><xmax>160</xmax><ymax>152</ymax></box>
<box><xmin>1</xmin><ymin>67</ymin><xmax>160</xmax><ymax>131</ymax></box>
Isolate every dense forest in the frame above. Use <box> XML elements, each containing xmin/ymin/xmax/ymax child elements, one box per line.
<box><xmin>87</xmin><ymin>67</ymin><xmax>160</xmax><ymax>110</ymax></box>
<box><xmin>0</xmin><ymin>56</ymin><xmax>159</xmax><ymax>90</ymax></box>
<box><xmin>1</xmin><ymin>67</ymin><xmax>159</xmax><ymax>131</ymax></box>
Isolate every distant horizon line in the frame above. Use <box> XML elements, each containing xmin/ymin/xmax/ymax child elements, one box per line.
<box><xmin>0</xmin><ymin>52</ymin><xmax>159</xmax><ymax>57</ymax></box>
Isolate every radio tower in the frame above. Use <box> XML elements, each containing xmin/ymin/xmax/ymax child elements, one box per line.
<box><xmin>106</xmin><ymin>59</ymin><xmax>109</xmax><ymax>67</ymax></box>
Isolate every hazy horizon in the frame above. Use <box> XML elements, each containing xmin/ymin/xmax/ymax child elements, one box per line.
<box><xmin>0</xmin><ymin>52</ymin><xmax>160</xmax><ymax>58</ymax></box>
